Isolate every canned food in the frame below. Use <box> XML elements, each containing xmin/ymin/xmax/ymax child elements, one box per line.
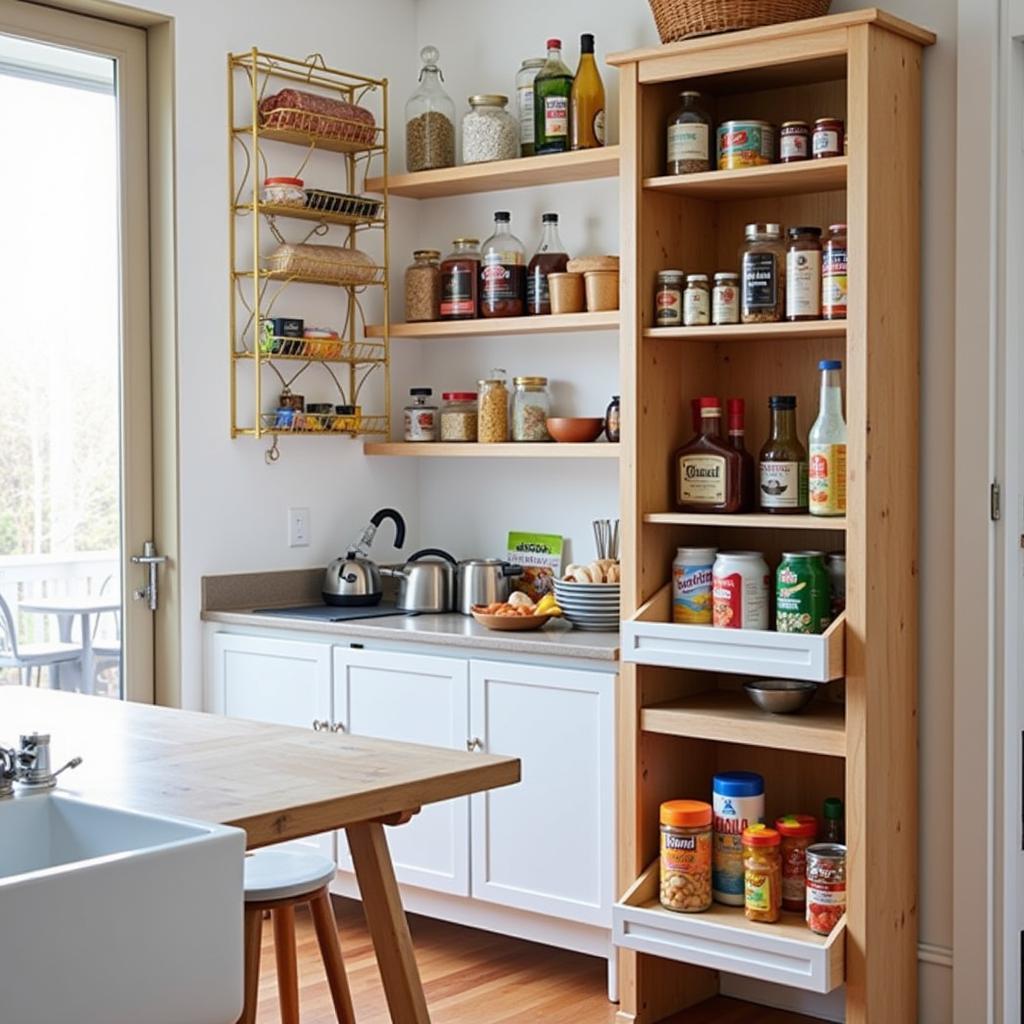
<box><xmin>806</xmin><ymin>843</ymin><xmax>847</xmax><ymax>934</ymax></box>
<box><xmin>717</xmin><ymin>120</ymin><xmax>775</xmax><ymax>170</ymax></box>
<box><xmin>712</xmin><ymin>772</ymin><xmax>764</xmax><ymax>905</ymax></box>
<box><xmin>712</xmin><ymin>551</ymin><xmax>770</xmax><ymax>629</ymax></box>
<box><xmin>673</xmin><ymin>546</ymin><xmax>717</xmax><ymax>624</ymax></box>
<box><xmin>776</xmin><ymin>551</ymin><xmax>831</xmax><ymax>634</ymax></box>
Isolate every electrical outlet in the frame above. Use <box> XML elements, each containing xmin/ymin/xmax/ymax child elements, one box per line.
<box><xmin>288</xmin><ymin>507</ymin><xmax>310</xmax><ymax>547</ymax></box>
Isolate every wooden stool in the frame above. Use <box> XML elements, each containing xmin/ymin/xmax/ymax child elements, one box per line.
<box><xmin>238</xmin><ymin>848</ymin><xmax>355</xmax><ymax>1024</ymax></box>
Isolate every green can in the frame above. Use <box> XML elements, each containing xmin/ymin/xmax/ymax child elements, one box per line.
<box><xmin>776</xmin><ymin>551</ymin><xmax>831</xmax><ymax>634</ymax></box>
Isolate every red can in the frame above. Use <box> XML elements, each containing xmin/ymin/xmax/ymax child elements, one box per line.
<box><xmin>805</xmin><ymin>842</ymin><xmax>846</xmax><ymax>934</ymax></box>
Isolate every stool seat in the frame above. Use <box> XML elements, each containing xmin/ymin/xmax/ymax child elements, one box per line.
<box><xmin>244</xmin><ymin>848</ymin><xmax>336</xmax><ymax>902</ymax></box>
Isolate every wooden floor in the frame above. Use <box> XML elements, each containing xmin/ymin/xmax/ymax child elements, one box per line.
<box><xmin>254</xmin><ymin>895</ymin><xmax>824</xmax><ymax>1023</ymax></box>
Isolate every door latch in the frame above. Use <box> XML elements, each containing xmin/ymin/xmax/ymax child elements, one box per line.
<box><xmin>131</xmin><ymin>540</ymin><xmax>167</xmax><ymax>611</ymax></box>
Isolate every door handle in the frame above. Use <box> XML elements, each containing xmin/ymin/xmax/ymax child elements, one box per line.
<box><xmin>131</xmin><ymin>541</ymin><xmax>167</xmax><ymax>611</ymax></box>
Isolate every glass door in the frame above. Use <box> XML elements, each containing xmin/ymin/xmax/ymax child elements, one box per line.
<box><xmin>0</xmin><ymin>4</ymin><xmax>153</xmax><ymax>701</ymax></box>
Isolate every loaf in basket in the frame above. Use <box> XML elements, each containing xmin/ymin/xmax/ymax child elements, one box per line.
<box><xmin>259</xmin><ymin>88</ymin><xmax>377</xmax><ymax>146</ymax></box>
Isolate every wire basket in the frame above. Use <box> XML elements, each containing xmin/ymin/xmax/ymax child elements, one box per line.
<box><xmin>265</xmin><ymin>243</ymin><xmax>380</xmax><ymax>285</ymax></box>
<box><xmin>261</xmin><ymin>410</ymin><xmax>388</xmax><ymax>436</ymax></box>
<box><xmin>258</xmin><ymin>335</ymin><xmax>386</xmax><ymax>363</ymax></box>
<box><xmin>647</xmin><ymin>0</ymin><xmax>832</xmax><ymax>41</ymax></box>
<box><xmin>304</xmin><ymin>188</ymin><xmax>382</xmax><ymax>220</ymax></box>
<box><xmin>259</xmin><ymin>88</ymin><xmax>381</xmax><ymax>148</ymax></box>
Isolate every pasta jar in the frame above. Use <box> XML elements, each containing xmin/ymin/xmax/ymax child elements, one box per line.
<box><xmin>712</xmin><ymin>551</ymin><xmax>770</xmax><ymax>630</ymax></box>
<box><xmin>712</xmin><ymin>272</ymin><xmax>740</xmax><ymax>325</ymax></box>
<box><xmin>785</xmin><ymin>227</ymin><xmax>823</xmax><ymax>322</ymax></box>
<box><xmin>405</xmin><ymin>250</ymin><xmax>441</xmax><ymax>322</ymax></box>
<box><xmin>263</xmin><ymin>176</ymin><xmax>305</xmax><ymax>207</ymax></box>
<box><xmin>741</xmin><ymin>223</ymin><xmax>785</xmax><ymax>323</ymax></box>
<box><xmin>403</xmin><ymin>387</ymin><xmax>437</xmax><ymax>442</ymax></box>
<box><xmin>743</xmin><ymin>824</ymin><xmax>782</xmax><ymax>923</ymax></box>
<box><xmin>462</xmin><ymin>94</ymin><xmax>519</xmax><ymax>164</ymax></box>
<box><xmin>806</xmin><ymin>843</ymin><xmax>847</xmax><ymax>935</ymax></box>
<box><xmin>440</xmin><ymin>392</ymin><xmax>478</xmax><ymax>442</ymax></box>
<box><xmin>683</xmin><ymin>274</ymin><xmax>710</xmax><ymax>326</ymax></box>
<box><xmin>655</xmin><ymin>270</ymin><xmax>684</xmax><ymax>327</ymax></box>
<box><xmin>672</xmin><ymin>546</ymin><xmax>717</xmax><ymax>624</ymax></box>
<box><xmin>712</xmin><ymin>771</ymin><xmax>765</xmax><ymax>906</ymax></box>
<box><xmin>822</xmin><ymin>224</ymin><xmax>848</xmax><ymax>320</ymax></box>
<box><xmin>812</xmin><ymin>117</ymin><xmax>844</xmax><ymax>159</ymax></box>
<box><xmin>660</xmin><ymin>800</ymin><xmax>713</xmax><ymax>913</ymax></box>
<box><xmin>780</xmin><ymin>121</ymin><xmax>810</xmax><ymax>162</ymax></box>
<box><xmin>478</xmin><ymin>370</ymin><xmax>509</xmax><ymax>443</ymax></box>
<box><xmin>775</xmin><ymin>815</ymin><xmax>818</xmax><ymax>913</ymax></box>
<box><xmin>512</xmin><ymin>376</ymin><xmax>551</xmax><ymax>442</ymax></box>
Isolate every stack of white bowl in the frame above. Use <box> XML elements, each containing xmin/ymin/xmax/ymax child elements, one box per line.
<box><xmin>553</xmin><ymin>579</ymin><xmax>621</xmax><ymax>632</ymax></box>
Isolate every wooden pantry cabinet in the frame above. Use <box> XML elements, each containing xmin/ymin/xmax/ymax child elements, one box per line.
<box><xmin>609</xmin><ymin>11</ymin><xmax>934</xmax><ymax>1024</ymax></box>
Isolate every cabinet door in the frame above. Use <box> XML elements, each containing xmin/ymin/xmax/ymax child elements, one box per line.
<box><xmin>210</xmin><ymin>633</ymin><xmax>334</xmax><ymax>858</ymax></box>
<box><xmin>469</xmin><ymin>659</ymin><xmax>615</xmax><ymax>927</ymax></box>
<box><xmin>332</xmin><ymin>647</ymin><xmax>470</xmax><ymax>896</ymax></box>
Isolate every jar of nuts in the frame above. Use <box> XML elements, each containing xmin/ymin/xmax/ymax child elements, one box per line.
<box><xmin>659</xmin><ymin>800</ymin><xmax>713</xmax><ymax>913</ymax></box>
<box><xmin>405</xmin><ymin>250</ymin><xmax>441</xmax><ymax>322</ymax></box>
<box><xmin>478</xmin><ymin>370</ymin><xmax>509</xmax><ymax>443</ymax></box>
<box><xmin>511</xmin><ymin>376</ymin><xmax>551</xmax><ymax>442</ymax></box>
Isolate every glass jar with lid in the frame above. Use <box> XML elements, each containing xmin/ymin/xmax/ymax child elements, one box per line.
<box><xmin>785</xmin><ymin>226</ymin><xmax>823</xmax><ymax>322</ymax></box>
<box><xmin>666</xmin><ymin>91</ymin><xmax>712</xmax><ymax>175</ymax></box>
<box><xmin>440</xmin><ymin>238</ymin><xmax>480</xmax><ymax>320</ymax></box>
<box><xmin>512</xmin><ymin>377</ymin><xmax>551</xmax><ymax>441</ymax></box>
<box><xmin>404</xmin><ymin>249</ymin><xmax>441</xmax><ymax>322</ymax></box>
<box><xmin>262</xmin><ymin>176</ymin><xmax>305</xmax><ymax>207</ymax></box>
<box><xmin>478</xmin><ymin>369</ymin><xmax>510</xmax><ymax>443</ymax></box>
<box><xmin>516</xmin><ymin>58</ymin><xmax>545</xmax><ymax>156</ymax></box>
<box><xmin>740</xmin><ymin>223</ymin><xmax>785</xmax><ymax>323</ymax></box>
<box><xmin>405</xmin><ymin>46</ymin><xmax>456</xmax><ymax>173</ymax></box>
<box><xmin>462</xmin><ymin>95</ymin><xmax>519</xmax><ymax>164</ymax></box>
<box><xmin>655</xmin><ymin>270</ymin><xmax>684</xmax><ymax>326</ymax></box>
<box><xmin>683</xmin><ymin>274</ymin><xmax>710</xmax><ymax>326</ymax></box>
<box><xmin>440</xmin><ymin>392</ymin><xmax>478</xmax><ymax>442</ymax></box>
<box><xmin>659</xmin><ymin>800</ymin><xmax>712</xmax><ymax>913</ymax></box>
<box><xmin>403</xmin><ymin>388</ymin><xmax>437</xmax><ymax>442</ymax></box>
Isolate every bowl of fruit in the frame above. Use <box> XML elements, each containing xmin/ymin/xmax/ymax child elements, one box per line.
<box><xmin>471</xmin><ymin>591</ymin><xmax>563</xmax><ymax>631</ymax></box>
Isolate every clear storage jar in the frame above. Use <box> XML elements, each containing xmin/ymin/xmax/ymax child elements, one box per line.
<box><xmin>440</xmin><ymin>392</ymin><xmax>478</xmax><ymax>441</ymax></box>
<box><xmin>512</xmin><ymin>376</ymin><xmax>551</xmax><ymax>441</ymax></box>
<box><xmin>405</xmin><ymin>46</ymin><xmax>456</xmax><ymax>172</ymax></box>
<box><xmin>462</xmin><ymin>95</ymin><xmax>519</xmax><ymax>164</ymax></box>
<box><xmin>262</xmin><ymin>176</ymin><xmax>306</xmax><ymax>207</ymax></box>
<box><xmin>478</xmin><ymin>370</ymin><xmax>510</xmax><ymax>443</ymax></box>
<box><xmin>405</xmin><ymin>250</ymin><xmax>441</xmax><ymax>322</ymax></box>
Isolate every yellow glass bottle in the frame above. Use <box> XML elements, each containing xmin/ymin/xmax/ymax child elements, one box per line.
<box><xmin>570</xmin><ymin>33</ymin><xmax>605</xmax><ymax>150</ymax></box>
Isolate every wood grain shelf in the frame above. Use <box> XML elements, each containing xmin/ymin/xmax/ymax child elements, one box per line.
<box><xmin>644</xmin><ymin>321</ymin><xmax>846</xmax><ymax>343</ymax></box>
<box><xmin>644</xmin><ymin>157</ymin><xmax>847</xmax><ymax>200</ymax></box>
<box><xmin>365</xmin><ymin>146</ymin><xmax>620</xmax><ymax>199</ymax></box>
<box><xmin>643</xmin><ymin>512</ymin><xmax>846</xmax><ymax>530</ymax></box>
<box><xmin>641</xmin><ymin>691</ymin><xmax>845</xmax><ymax>757</ymax></box>
<box><xmin>363</xmin><ymin>442</ymin><xmax>620</xmax><ymax>459</ymax></box>
<box><xmin>366</xmin><ymin>310</ymin><xmax>619</xmax><ymax>339</ymax></box>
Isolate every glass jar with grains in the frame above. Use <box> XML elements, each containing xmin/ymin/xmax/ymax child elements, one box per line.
<box><xmin>404</xmin><ymin>250</ymin><xmax>441</xmax><ymax>322</ymax></box>
<box><xmin>743</xmin><ymin>824</ymin><xmax>782</xmax><ymax>923</ymax></box>
<box><xmin>740</xmin><ymin>223</ymin><xmax>785</xmax><ymax>323</ymax></box>
<box><xmin>478</xmin><ymin>370</ymin><xmax>509</xmax><ymax>443</ymax></box>
<box><xmin>462</xmin><ymin>95</ymin><xmax>519</xmax><ymax>164</ymax></box>
<box><xmin>440</xmin><ymin>392</ymin><xmax>478</xmax><ymax>442</ymax></box>
<box><xmin>667</xmin><ymin>91</ymin><xmax>712</xmax><ymax>174</ymax></box>
<box><xmin>405</xmin><ymin>46</ymin><xmax>456</xmax><ymax>173</ymax></box>
<box><xmin>660</xmin><ymin>800</ymin><xmax>713</xmax><ymax>913</ymax></box>
<box><xmin>512</xmin><ymin>376</ymin><xmax>551</xmax><ymax>442</ymax></box>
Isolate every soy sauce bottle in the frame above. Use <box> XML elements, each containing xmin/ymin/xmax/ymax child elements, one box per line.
<box><xmin>533</xmin><ymin>38</ymin><xmax>573</xmax><ymax>155</ymax></box>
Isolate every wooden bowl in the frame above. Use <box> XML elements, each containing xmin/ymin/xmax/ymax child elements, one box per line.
<box><xmin>546</xmin><ymin>417</ymin><xmax>606</xmax><ymax>443</ymax></box>
<box><xmin>471</xmin><ymin>607</ymin><xmax>554</xmax><ymax>631</ymax></box>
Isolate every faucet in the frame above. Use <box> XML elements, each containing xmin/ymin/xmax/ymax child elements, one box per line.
<box><xmin>16</xmin><ymin>733</ymin><xmax>83</xmax><ymax>791</ymax></box>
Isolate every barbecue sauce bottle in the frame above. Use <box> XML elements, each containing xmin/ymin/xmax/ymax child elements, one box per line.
<box><xmin>674</xmin><ymin>397</ymin><xmax>744</xmax><ymax>513</ymax></box>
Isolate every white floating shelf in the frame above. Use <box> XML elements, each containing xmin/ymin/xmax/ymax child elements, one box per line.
<box><xmin>614</xmin><ymin>862</ymin><xmax>845</xmax><ymax>994</ymax></box>
<box><xmin>621</xmin><ymin>584</ymin><xmax>844</xmax><ymax>682</ymax></box>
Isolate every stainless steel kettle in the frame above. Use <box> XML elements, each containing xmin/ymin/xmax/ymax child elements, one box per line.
<box><xmin>381</xmin><ymin>548</ymin><xmax>457</xmax><ymax>613</ymax></box>
<box><xmin>456</xmin><ymin>559</ymin><xmax>524</xmax><ymax>614</ymax></box>
<box><xmin>322</xmin><ymin>508</ymin><xmax>406</xmax><ymax>606</ymax></box>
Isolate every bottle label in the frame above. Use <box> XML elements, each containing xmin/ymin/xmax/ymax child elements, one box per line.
<box><xmin>683</xmin><ymin>287</ymin><xmax>709</xmax><ymax>326</ymax></box>
<box><xmin>678</xmin><ymin>454</ymin><xmax>726</xmax><ymax>504</ymax></box>
<box><xmin>712</xmin><ymin>568</ymin><xmax>769</xmax><ymax>629</ymax></box>
<box><xmin>713</xmin><ymin>792</ymin><xmax>764</xmax><ymax>901</ymax></box>
<box><xmin>518</xmin><ymin>85</ymin><xmax>535</xmax><ymax>145</ymax></box>
<box><xmin>823</xmin><ymin>246</ymin><xmax>848</xmax><ymax>316</ymax></box>
<box><xmin>712</xmin><ymin>284</ymin><xmax>739</xmax><ymax>324</ymax></box>
<box><xmin>656</xmin><ymin>287</ymin><xmax>682</xmax><ymax>325</ymax></box>
<box><xmin>760</xmin><ymin>460</ymin><xmax>808</xmax><ymax>509</ymax></box>
<box><xmin>593</xmin><ymin>109</ymin><xmax>606</xmax><ymax>144</ymax></box>
<box><xmin>481</xmin><ymin>261</ymin><xmax>520</xmax><ymax>302</ymax></box>
<box><xmin>781</xmin><ymin>132</ymin><xmax>808</xmax><ymax>160</ymax></box>
<box><xmin>403</xmin><ymin>408</ymin><xmax>436</xmax><ymax>441</ymax></box>
<box><xmin>809</xmin><ymin>443</ymin><xmax>847</xmax><ymax>514</ymax></box>
<box><xmin>441</xmin><ymin>265</ymin><xmax>476</xmax><ymax>317</ymax></box>
<box><xmin>786</xmin><ymin>249</ymin><xmax>822</xmax><ymax>318</ymax></box>
<box><xmin>745</xmin><ymin>867</ymin><xmax>774</xmax><ymax>913</ymax></box>
<box><xmin>813</xmin><ymin>129</ymin><xmax>840</xmax><ymax>156</ymax></box>
<box><xmin>544</xmin><ymin>95</ymin><xmax>569</xmax><ymax>138</ymax></box>
<box><xmin>673</xmin><ymin>561</ymin><xmax>714</xmax><ymax>624</ymax></box>
<box><xmin>668</xmin><ymin>123</ymin><xmax>708</xmax><ymax>162</ymax></box>
<box><xmin>742</xmin><ymin>252</ymin><xmax>778</xmax><ymax>310</ymax></box>
<box><xmin>526</xmin><ymin>272</ymin><xmax>550</xmax><ymax>311</ymax></box>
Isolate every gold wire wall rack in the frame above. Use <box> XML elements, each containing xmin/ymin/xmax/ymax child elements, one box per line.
<box><xmin>228</xmin><ymin>48</ymin><xmax>391</xmax><ymax>452</ymax></box>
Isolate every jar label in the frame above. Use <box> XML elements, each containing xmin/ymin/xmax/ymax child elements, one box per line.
<box><xmin>745</xmin><ymin>868</ymin><xmax>774</xmax><ymax>912</ymax></box>
<box><xmin>656</xmin><ymin>288</ymin><xmax>682</xmax><ymax>325</ymax></box>
<box><xmin>712</xmin><ymin>285</ymin><xmax>739</xmax><ymax>324</ymax></box>
<box><xmin>683</xmin><ymin>287</ymin><xmax>709</xmax><ymax>326</ymax></box>
<box><xmin>742</xmin><ymin>252</ymin><xmax>778</xmax><ymax>310</ymax></box>
<box><xmin>661</xmin><ymin>829</ymin><xmax>711</xmax><ymax>875</ymax></box>
<box><xmin>823</xmin><ymin>247</ymin><xmax>848</xmax><ymax>316</ymax></box>
<box><xmin>759</xmin><ymin>460</ymin><xmax>807</xmax><ymax>509</ymax></box>
<box><xmin>677</xmin><ymin>454</ymin><xmax>726</xmax><ymax>504</ymax></box>
<box><xmin>544</xmin><ymin>95</ymin><xmax>569</xmax><ymax>138</ymax></box>
<box><xmin>713</xmin><ymin>793</ymin><xmax>764</xmax><ymax>902</ymax></box>
<box><xmin>673</xmin><ymin>561</ymin><xmax>714</xmax><ymax>624</ymax></box>
<box><xmin>403</xmin><ymin>408</ymin><xmax>436</xmax><ymax>442</ymax></box>
<box><xmin>441</xmin><ymin>265</ymin><xmax>476</xmax><ymax>317</ymax></box>
<box><xmin>781</xmin><ymin>133</ymin><xmax>808</xmax><ymax>160</ymax></box>
<box><xmin>813</xmin><ymin>129</ymin><xmax>841</xmax><ymax>156</ymax></box>
<box><xmin>518</xmin><ymin>86</ymin><xmax>535</xmax><ymax>145</ymax></box>
<box><xmin>809</xmin><ymin>443</ymin><xmax>847</xmax><ymax>514</ymax></box>
<box><xmin>786</xmin><ymin>249</ymin><xmax>822</xmax><ymax>318</ymax></box>
<box><xmin>667</xmin><ymin>123</ymin><xmax>708</xmax><ymax>162</ymax></box>
<box><xmin>782</xmin><ymin>844</ymin><xmax>809</xmax><ymax>905</ymax></box>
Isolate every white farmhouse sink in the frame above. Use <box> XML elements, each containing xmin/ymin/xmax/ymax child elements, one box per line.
<box><xmin>0</xmin><ymin>791</ymin><xmax>246</xmax><ymax>1024</ymax></box>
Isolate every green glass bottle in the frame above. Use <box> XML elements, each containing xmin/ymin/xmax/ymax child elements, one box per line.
<box><xmin>533</xmin><ymin>38</ymin><xmax>573</xmax><ymax>155</ymax></box>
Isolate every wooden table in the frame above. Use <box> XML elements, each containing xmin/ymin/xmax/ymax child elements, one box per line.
<box><xmin>0</xmin><ymin>688</ymin><xmax>520</xmax><ymax>1023</ymax></box>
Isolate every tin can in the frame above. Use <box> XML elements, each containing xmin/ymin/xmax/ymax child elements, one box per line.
<box><xmin>806</xmin><ymin>843</ymin><xmax>847</xmax><ymax>934</ymax></box>
<box><xmin>712</xmin><ymin>772</ymin><xmax>765</xmax><ymax>905</ymax></box>
<box><xmin>776</xmin><ymin>551</ymin><xmax>831</xmax><ymax>634</ymax></box>
<box><xmin>673</xmin><ymin>546</ymin><xmax>717</xmax><ymax>624</ymax></box>
<box><xmin>717</xmin><ymin>120</ymin><xmax>775</xmax><ymax>169</ymax></box>
<box><xmin>780</xmin><ymin>120</ymin><xmax>810</xmax><ymax>162</ymax></box>
<box><xmin>812</xmin><ymin>117</ymin><xmax>844</xmax><ymax>159</ymax></box>
<box><xmin>712</xmin><ymin>551</ymin><xmax>770</xmax><ymax>629</ymax></box>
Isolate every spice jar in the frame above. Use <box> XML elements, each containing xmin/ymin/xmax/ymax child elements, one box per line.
<box><xmin>659</xmin><ymin>800</ymin><xmax>712</xmax><ymax>913</ymax></box>
<box><xmin>405</xmin><ymin>250</ymin><xmax>441</xmax><ymax>322</ymax></box>
<box><xmin>516</xmin><ymin>58</ymin><xmax>545</xmax><ymax>156</ymax></box>
<box><xmin>655</xmin><ymin>270</ymin><xmax>684</xmax><ymax>327</ymax></box>
<box><xmin>440</xmin><ymin>392</ymin><xmax>478</xmax><ymax>441</ymax></box>
<box><xmin>667</xmin><ymin>91</ymin><xmax>712</xmax><ymax>175</ymax></box>
<box><xmin>683</xmin><ymin>274</ymin><xmax>710</xmax><ymax>326</ymax></box>
<box><xmin>806</xmin><ymin>843</ymin><xmax>846</xmax><ymax>935</ymax></box>
<box><xmin>440</xmin><ymin>238</ymin><xmax>480</xmax><ymax>320</ymax></box>
<box><xmin>741</xmin><ymin>223</ymin><xmax>785</xmax><ymax>323</ymax></box>
<box><xmin>478</xmin><ymin>370</ymin><xmax>509</xmax><ymax>443</ymax></box>
<box><xmin>262</xmin><ymin>176</ymin><xmax>305</xmax><ymax>207</ymax></box>
<box><xmin>780</xmin><ymin>121</ymin><xmax>810</xmax><ymax>162</ymax></box>
<box><xmin>822</xmin><ymin>224</ymin><xmax>847</xmax><ymax>320</ymax></box>
<box><xmin>405</xmin><ymin>46</ymin><xmax>456</xmax><ymax>173</ymax></box>
<box><xmin>742</xmin><ymin>824</ymin><xmax>782</xmax><ymax>923</ymax></box>
<box><xmin>403</xmin><ymin>388</ymin><xmax>437</xmax><ymax>442</ymax></box>
<box><xmin>712</xmin><ymin>272</ymin><xmax>740</xmax><ymax>325</ymax></box>
<box><xmin>462</xmin><ymin>94</ymin><xmax>519</xmax><ymax>164</ymax></box>
<box><xmin>775</xmin><ymin>815</ymin><xmax>818</xmax><ymax>913</ymax></box>
<box><xmin>605</xmin><ymin>395</ymin><xmax>620</xmax><ymax>442</ymax></box>
<box><xmin>812</xmin><ymin>117</ymin><xmax>844</xmax><ymax>159</ymax></box>
<box><xmin>785</xmin><ymin>227</ymin><xmax>822</xmax><ymax>322</ymax></box>
<box><xmin>511</xmin><ymin>377</ymin><xmax>551</xmax><ymax>442</ymax></box>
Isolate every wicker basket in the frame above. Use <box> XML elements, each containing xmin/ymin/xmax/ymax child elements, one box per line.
<box><xmin>648</xmin><ymin>0</ymin><xmax>832</xmax><ymax>42</ymax></box>
<box><xmin>266</xmin><ymin>243</ymin><xmax>379</xmax><ymax>285</ymax></box>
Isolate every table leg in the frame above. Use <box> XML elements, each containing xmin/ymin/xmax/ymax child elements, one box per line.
<box><xmin>346</xmin><ymin>820</ymin><xmax>431</xmax><ymax>1024</ymax></box>
<box><xmin>79</xmin><ymin>613</ymin><xmax>95</xmax><ymax>696</ymax></box>
<box><xmin>55</xmin><ymin>613</ymin><xmax>75</xmax><ymax>691</ymax></box>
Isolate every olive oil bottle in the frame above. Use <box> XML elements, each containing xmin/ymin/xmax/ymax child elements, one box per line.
<box><xmin>533</xmin><ymin>38</ymin><xmax>573</xmax><ymax>155</ymax></box>
<box><xmin>570</xmin><ymin>33</ymin><xmax>605</xmax><ymax>150</ymax></box>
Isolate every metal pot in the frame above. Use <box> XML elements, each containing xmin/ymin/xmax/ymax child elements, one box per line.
<box><xmin>323</xmin><ymin>507</ymin><xmax>406</xmax><ymax>606</ymax></box>
<box><xmin>457</xmin><ymin>559</ymin><xmax>524</xmax><ymax>615</ymax></box>
<box><xmin>381</xmin><ymin>548</ymin><xmax>457</xmax><ymax>613</ymax></box>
